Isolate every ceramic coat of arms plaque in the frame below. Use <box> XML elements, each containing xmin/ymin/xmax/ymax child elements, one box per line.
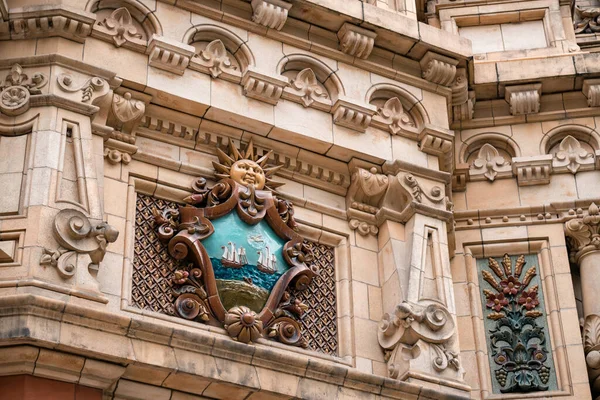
<box><xmin>153</xmin><ymin>139</ymin><xmax>317</xmax><ymax>346</ymax></box>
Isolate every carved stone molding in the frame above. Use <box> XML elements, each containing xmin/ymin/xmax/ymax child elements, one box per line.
<box><xmin>284</xmin><ymin>68</ymin><xmax>331</xmax><ymax>111</ymax></box>
<box><xmin>346</xmin><ymin>167</ymin><xmax>389</xmax><ymax>235</ymax></box>
<box><xmin>56</xmin><ymin>73</ymin><xmax>110</xmax><ymax>104</ymax></box>
<box><xmin>241</xmin><ymin>68</ymin><xmax>289</xmax><ymax>105</ymax></box>
<box><xmin>469</xmin><ymin>143</ymin><xmax>512</xmax><ymax>182</ymax></box>
<box><xmin>191</xmin><ymin>39</ymin><xmax>240</xmax><ymax>81</ymax></box>
<box><xmin>512</xmin><ymin>155</ymin><xmax>552</xmax><ymax>186</ymax></box>
<box><xmin>332</xmin><ymin>96</ymin><xmax>377</xmax><ymax>132</ymax></box>
<box><xmin>583</xmin><ymin>79</ymin><xmax>600</xmax><ymax>107</ymax></box>
<box><xmin>95</xmin><ymin>7</ymin><xmax>146</xmax><ymax>51</ymax></box>
<box><xmin>371</xmin><ymin>97</ymin><xmax>417</xmax><ymax>136</ymax></box>
<box><xmin>40</xmin><ymin>209</ymin><xmax>119</xmax><ymax>290</ymax></box>
<box><xmin>378</xmin><ymin>301</ymin><xmax>460</xmax><ymax>379</ymax></box>
<box><xmin>147</xmin><ymin>35</ymin><xmax>195</xmax><ymax>76</ymax></box>
<box><xmin>564</xmin><ymin>202</ymin><xmax>600</xmax><ymax>262</ymax></box>
<box><xmin>505</xmin><ymin>84</ymin><xmax>541</xmax><ymax>116</ymax></box>
<box><xmin>552</xmin><ymin>135</ymin><xmax>595</xmax><ymax>174</ymax></box>
<box><xmin>9</xmin><ymin>5</ymin><xmax>94</xmax><ymax>43</ymax></box>
<box><xmin>0</xmin><ymin>63</ymin><xmax>48</xmax><ymax>116</ymax></box>
<box><xmin>251</xmin><ymin>0</ymin><xmax>292</xmax><ymax>30</ymax></box>
<box><xmin>337</xmin><ymin>23</ymin><xmax>377</xmax><ymax>60</ymax></box>
<box><xmin>419</xmin><ymin>52</ymin><xmax>458</xmax><ymax>87</ymax></box>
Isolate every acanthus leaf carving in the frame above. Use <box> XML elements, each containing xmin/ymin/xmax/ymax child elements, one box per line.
<box><xmin>470</xmin><ymin>143</ymin><xmax>512</xmax><ymax>182</ymax></box>
<box><xmin>0</xmin><ymin>63</ymin><xmax>48</xmax><ymax>116</ymax></box>
<box><xmin>564</xmin><ymin>202</ymin><xmax>600</xmax><ymax>262</ymax></box>
<box><xmin>97</xmin><ymin>7</ymin><xmax>143</xmax><ymax>48</ymax></box>
<box><xmin>552</xmin><ymin>135</ymin><xmax>594</xmax><ymax>174</ymax></box>
<box><xmin>198</xmin><ymin>39</ymin><xmax>238</xmax><ymax>79</ymax></box>
<box><xmin>287</xmin><ymin>68</ymin><xmax>329</xmax><ymax>108</ymax></box>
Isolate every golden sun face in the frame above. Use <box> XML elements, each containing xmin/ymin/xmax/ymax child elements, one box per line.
<box><xmin>230</xmin><ymin>159</ymin><xmax>266</xmax><ymax>190</ymax></box>
<box><xmin>212</xmin><ymin>139</ymin><xmax>283</xmax><ymax>192</ymax></box>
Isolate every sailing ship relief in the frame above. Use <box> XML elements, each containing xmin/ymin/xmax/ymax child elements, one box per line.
<box><xmin>256</xmin><ymin>246</ymin><xmax>277</xmax><ymax>275</ymax></box>
<box><xmin>221</xmin><ymin>241</ymin><xmax>248</xmax><ymax>268</ymax></box>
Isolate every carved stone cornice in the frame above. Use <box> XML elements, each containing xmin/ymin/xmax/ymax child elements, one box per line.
<box><xmin>332</xmin><ymin>96</ymin><xmax>377</xmax><ymax>132</ymax></box>
<box><xmin>337</xmin><ymin>23</ymin><xmax>377</xmax><ymax>60</ymax></box>
<box><xmin>251</xmin><ymin>0</ymin><xmax>292</xmax><ymax>30</ymax></box>
<box><xmin>512</xmin><ymin>155</ymin><xmax>552</xmax><ymax>186</ymax></box>
<box><xmin>8</xmin><ymin>5</ymin><xmax>94</xmax><ymax>43</ymax></box>
<box><xmin>564</xmin><ymin>203</ymin><xmax>600</xmax><ymax>262</ymax></box>
<box><xmin>0</xmin><ymin>63</ymin><xmax>48</xmax><ymax>116</ymax></box>
<box><xmin>505</xmin><ymin>84</ymin><xmax>542</xmax><ymax>116</ymax></box>
<box><xmin>419</xmin><ymin>52</ymin><xmax>458</xmax><ymax>87</ymax></box>
<box><xmin>147</xmin><ymin>35</ymin><xmax>195</xmax><ymax>76</ymax></box>
<box><xmin>241</xmin><ymin>67</ymin><xmax>289</xmax><ymax>105</ymax></box>
<box><xmin>583</xmin><ymin>79</ymin><xmax>600</xmax><ymax>107</ymax></box>
<box><xmin>190</xmin><ymin>39</ymin><xmax>240</xmax><ymax>82</ymax></box>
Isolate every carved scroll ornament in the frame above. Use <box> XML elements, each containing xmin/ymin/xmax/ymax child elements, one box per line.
<box><xmin>0</xmin><ymin>63</ymin><xmax>48</xmax><ymax>116</ymax></box>
<box><xmin>40</xmin><ymin>209</ymin><xmax>119</xmax><ymax>279</ymax></box>
<box><xmin>154</xmin><ymin>139</ymin><xmax>317</xmax><ymax>346</ymax></box>
<box><xmin>378</xmin><ymin>301</ymin><xmax>460</xmax><ymax>379</ymax></box>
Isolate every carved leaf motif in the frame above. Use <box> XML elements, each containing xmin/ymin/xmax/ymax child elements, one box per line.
<box><xmin>585</xmin><ymin>315</ymin><xmax>600</xmax><ymax>353</ymax></box>
<box><xmin>377</xmin><ymin>97</ymin><xmax>414</xmax><ymax>134</ymax></box>
<box><xmin>112</xmin><ymin>92</ymin><xmax>145</xmax><ymax>124</ymax></box>
<box><xmin>99</xmin><ymin>7</ymin><xmax>143</xmax><ymax>47</ymax></box>
<box><xmin>199</xmin><ymin>39</ymin><xmax>237</xmax><ymax>78</ymax></box>
<box><xmin>290</xmin><ymin>68</ymin><xmax>328</xmax><ymax>107</ymax></box>
<box><xmin>471</xmin><ymin>143</ymin><xmax>510</xmax><ymax>182</ymax></box>
<box><xmin>554</xmin><ymin>135</ymin><xmax>593</xmax><ymax>174</ymax></box>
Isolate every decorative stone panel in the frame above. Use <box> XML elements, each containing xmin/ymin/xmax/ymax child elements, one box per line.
<box><xmin>147</xmin><ymin>35</ymin><xmax>195</xmax><ymax>75</ymax></box>
<box><xmin>477</xmin><ymin>254</ymin><xmax>557</xmax><ymax>394</ymax></box>
<box><xmin>251</xmin><ymin>0</ymin><xmax>292</xmax><ymax>30</ymax></box>
<box><xmin>505</xmin><ymin>84</ymin><xmax>542</xmax><ymax>116</ymax></box>
<box><xmin>132</xmin><ymin>193</ymin><xmax>338</xmax><ymax>354</ymax></box>
<box><xmin>337</xmin><ymin>23</ymin><xmax>377</xmax><ymax>59</ymax></box>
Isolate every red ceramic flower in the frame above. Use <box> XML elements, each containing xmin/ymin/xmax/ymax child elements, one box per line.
<box><xmin>518</xmin><ymin>290</ymin><xmax>539</xmax><ymax>310</ymax></box>
<box><xmin>500</xmin><ymin>276</ymin><xmax>522</xmax><ymax>296</ymax></box>
<box><xmin>486</xmin><ymin>292</ymin><xmax>509</xmax><ymax>312</ymax></box>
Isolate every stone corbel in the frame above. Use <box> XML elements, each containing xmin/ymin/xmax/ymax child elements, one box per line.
<box><xmin>147</xmin><ymin>35</ymin><xmax>195</xmax><ymax>76</ymax></box>
<box><xmin>583</xmin><ymin>79</ymin><xmax>600</xmax><ymax>107</ymax></box>
<box><xmin>241</xmin><ymin>67</ymin><xmax>289</xmax><ymax>105</ymax></box>
<box><xmin>512</xmin><ymin>155</ymin><xmax>552</xmax><ymax>186</ymax></box>
<box><xmin>417</xmin><ymin>125</ymin><xmax>454</xmax><ymax>172</ymax></box>
<box><xmin>346</xmin><ymin>167</ymin><xmax>389</xmax><ymax>235</ymax></box>
<box><xmin>40</xmin><ymin>209</ymin><xmax>119</xmax><ymax>292</ymax></box>
<box><xmin>337</xmin><ymin>23</ymin><xmax>377</xmax><ymax>60</ymax></box>
<box><xmin>419</xmin><ymin>52</ymin><xmax>458</xmax><ymax>87</ymax></box>
<box><xmin>332</xmin><ymin>96</ymin><xmax>377</xmax><ymax>132</ymax></box>
<box><xmin>9</xmin><ymin>5</ymin><xmax>94</xmax><ymax>43</ymax></box>
<box><xmin>452</xmin><ymin>164</ymin><xmax>469</xmax><ymax>192</ymax></box>
<box><xmin>378</xmin><ymin>301</ymin><xmax>461</xmax><ymax>380</ymax></box>
<box><xmin>0</xmin><ymin>63</ymin><xmax>48</xmax><ymax>116</ymax></box>
<box><xmin>505</xmin><ymin>84</ymin><xmax>541</xmax><ymax>115</ymax></box>
<box><xmin>251</xmin><ymin>0</ymin><xmax>292</xmax><ymax>30</ymax></box>
<box><xmin>451</xmin><ymin>68</ymin><xmax>474</xmax><ymax>121</ymax></box>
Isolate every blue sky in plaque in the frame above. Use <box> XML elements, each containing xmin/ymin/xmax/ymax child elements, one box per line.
<box><xmin>201</xmin><ymin>212</ymin><xmax>288</xmax><ymax>291</ymax></box>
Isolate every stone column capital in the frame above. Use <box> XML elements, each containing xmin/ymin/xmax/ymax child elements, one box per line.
<box><xmin>564</xmin><ymin>202</ymin><xmax>600</xmax><ymax>263</ymax></box>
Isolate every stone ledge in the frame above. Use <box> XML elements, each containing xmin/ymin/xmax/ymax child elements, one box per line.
<box><xmin>0</xmin><ymin>294</ymin><xmax>470</xmax><ymax>400</ymax></box>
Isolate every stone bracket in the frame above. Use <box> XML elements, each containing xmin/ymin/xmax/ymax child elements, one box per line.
<box><xmin>505</xmin><ymin>83</ymin><xmax>542</xmax><ymax>115</ymax></box>
<box><xmin>417</xmin><ymin>124</ymin><xmax>454</xmax><ymax>172</ymax></box>
<box><xmin>419</xmin><ymin>51</ymin><xmax>458</xmax><ymax>87</ymax></box>
<box><xmin>251</xmin><ymin>0</ymin><xmax>292</xmax><ymax>30</ymax></box>
<box><xmin>512</xmin><ymin>155</ymin><xmax>552</xmax><ymax>186</ymax></box>
<box><xmin>337</xmin><ymin>23</ymin><xmax>377</xmax><ymax>60</ymax></box>
<box><xmin>583</xmin><ymin>79</ymin><xmax>600</xmax><ymax>107</ymax></box>
<box><xmin>332</xmin><ymin>96</ymin><xmax>377</xmax><ymax>132</ymax></box>
<box><xmin>147</xmin><ymin>34</ymin><xmax>195</xmax><ymax>76</ymax></box>
<box><xmin>8</xmin><ymin>5</ymin><xmax>94</xmax><ymax>43</ymax></box>
<box><xmin>241</xmin><ymin>67</ymin><xmax>289</xmax><ymax>105</ymax></box>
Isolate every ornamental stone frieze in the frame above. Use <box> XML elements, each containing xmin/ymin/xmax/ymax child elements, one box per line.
<box><xmin>284</xmin><ymin>68</ymin><xmax>331</xmax><ymax>111</ymax></box>
<box><xmin>419</xmin><ymin>52</ymin><xmax>458</xmax><ymax>87</ymax></box>
<box><xmin>40</xmin><ymin>209</ymin><xmax>119</xmax><ymax>292</ymax></box>
<box><xmin>8</xmin><ymin>5</ymin><xmax>94</xmax><ymax>43</ymax></box>
<box><xmin>0</xmin><ymin>63</ymin><xmax>47</xmax><ymax>116</ymax></box>
<box><xmin>337</xmin><ymin>23</ymin><xmax>377</xmax><ymax>60</ymax></box>
<box><xmin>250</xmin><ymin>0</ymin><xmax>292</xmax><ymax>30</ymax></box>
<box><xmin>152</xmin><ymin>139</ymin><xmax>317</xmax><ymax>347</ymax></box>
<box><xmin>505</xmin><ymin>84</ymin><xmax>542</xmax><ymax>116</ymax></box>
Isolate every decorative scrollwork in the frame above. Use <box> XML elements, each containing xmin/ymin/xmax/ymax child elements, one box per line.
<box><xmin>403</xmin><ymin>173</ymin><xmax>443</xmax><ymax>204</ymax></box>
<box><xmin>0</xmin><ymin>63</ymin><xmax>48</xmax><ymax>116</ymax></box>
<box><xmin>57</xmin><ymin>73</ymin><xmax>109</xmax><ymax>103</ymax></box>
<box><xmin>152</xmin><ymin>207</ymin><xmax>180</xmax><ymax>242</ymax></box>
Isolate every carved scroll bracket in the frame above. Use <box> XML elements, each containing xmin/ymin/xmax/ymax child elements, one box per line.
<box><xmin>378</xmin><ymin>301</ymin><xmax>462</xmax><ymax>380</ymax></box>
<box><xmin>505</xmin><ymin>84</ymin><xmax>542</xmax><ymax>116</ymax></box>
<box><xmin>40</xmin><ymin>209</ymin><xmax>119</xmax><ymax>291</ymax></box>
<box><xmin>251</xmin><ymin>0</ymin><xmax>292</xmax><ymax>30</ymax></box>
<box><xmin>419</xmin><ymin>52</ymin><xmax>458</xmax><ymax>87</ymax></box>
<box><xmin>337</xmin><ymin>23</ymin><xmax>377</xmax><ymax>60</ymax></box>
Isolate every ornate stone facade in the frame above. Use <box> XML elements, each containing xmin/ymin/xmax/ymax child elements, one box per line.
<box><xmin>0</xmin><ymin>0</ymin><xmax>597</xmax><ymax>399</ymax></box>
